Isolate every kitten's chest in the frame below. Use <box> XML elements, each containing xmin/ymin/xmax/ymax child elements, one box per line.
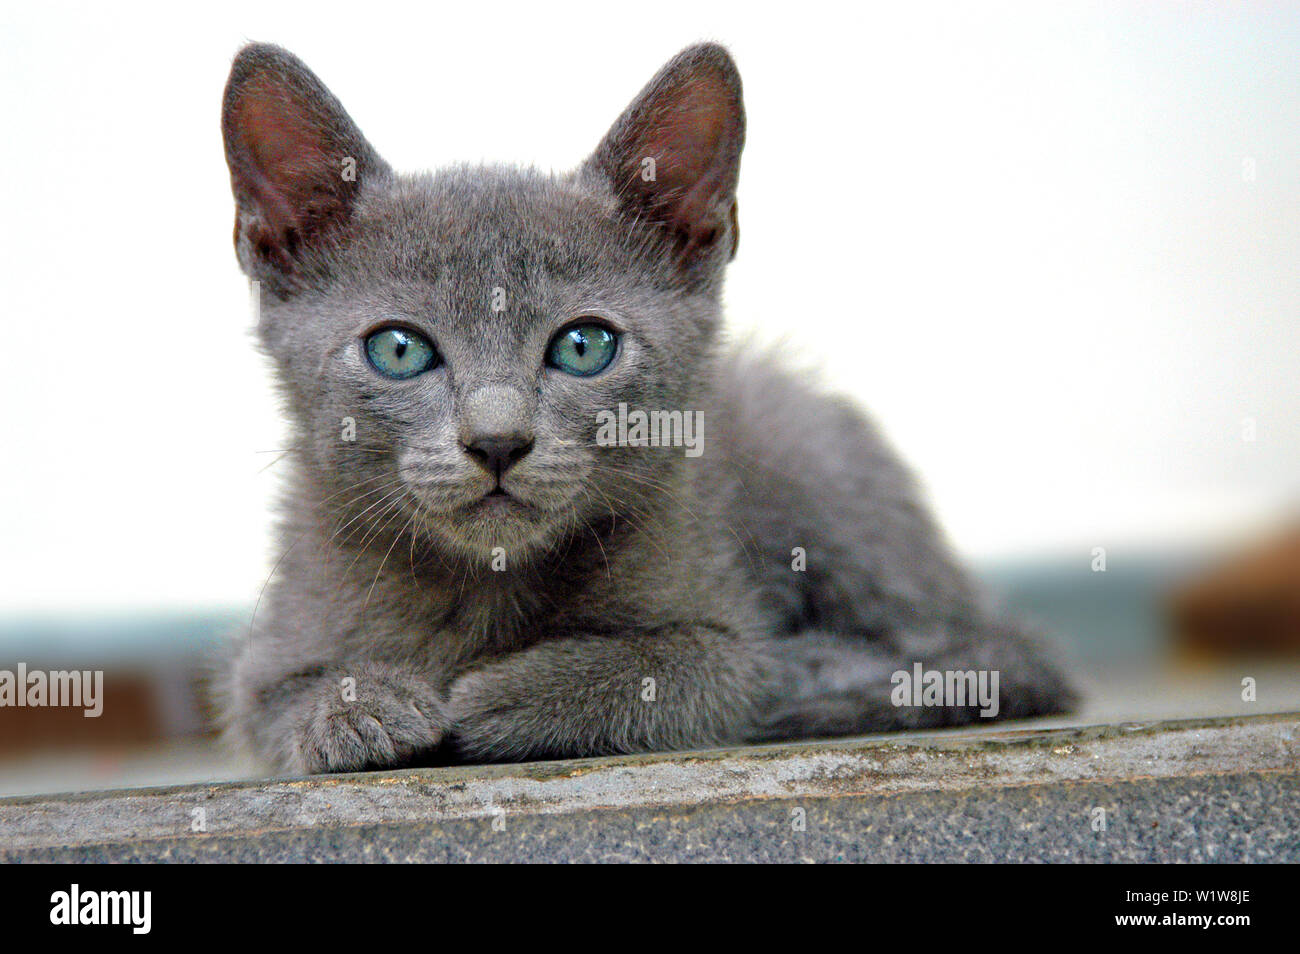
<box><xmin>418</xmin><ymin>573</ymin><xmax>552</xmax><ymax>668</ymax></box>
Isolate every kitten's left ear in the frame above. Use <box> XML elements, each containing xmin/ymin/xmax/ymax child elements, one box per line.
<box><xmin>221</xmin><ymin>43</ymin><xmax>390</xmax><ymax>287</ymax></box>
<box><xmin>586</xmin><ymin>43</ymin><xmax>745</xmax><ymax>264</ymax></box>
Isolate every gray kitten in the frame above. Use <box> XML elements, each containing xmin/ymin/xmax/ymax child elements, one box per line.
<box><xmin>218</xmin><ymin>42</ymin><xmax>1075</xmax><ymax>774</ymax></box>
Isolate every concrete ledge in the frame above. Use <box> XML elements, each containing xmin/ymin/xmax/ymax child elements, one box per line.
<box><xmin>2</xmin><ymin>712</ymin><xmax>1297</xmax><ymax>862</ymax></box>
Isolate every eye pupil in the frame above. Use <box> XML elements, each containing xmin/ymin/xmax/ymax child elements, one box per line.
<box><xmin>394</xmin><ymin>341</ymin><xmax>407</xmax><ymax>358</ymax></box>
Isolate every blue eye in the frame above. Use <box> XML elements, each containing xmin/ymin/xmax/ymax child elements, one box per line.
<box><xmin>364</xmin><ymin>327</ymin><xmax>439</xmax><ymax>379</ymax></box>
<box><xmin>546</xmin><ymin>322</ymin><xmax>618</xmax><ymax>376</ymax></box>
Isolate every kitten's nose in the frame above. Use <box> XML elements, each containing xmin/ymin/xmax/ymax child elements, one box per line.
<box><xmin>459</xmin><ymin>385</ymin><xmax>535</xmax><ymax>479</ymax></box>
<box><xmin>463</xmin><ymin>434</ymin><xmax>534</xmax><ymax>478</ymax></box>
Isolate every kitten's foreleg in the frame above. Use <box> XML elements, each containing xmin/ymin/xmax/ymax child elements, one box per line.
<box><xmin>229</xmin><ymin>660</ymin><xmax>449</xmax><ymax>774</ymax></box>
<box><xmin>445</xmin><ymin>624</ymin><xmax>766</xmax><ymax>761</ymax></box>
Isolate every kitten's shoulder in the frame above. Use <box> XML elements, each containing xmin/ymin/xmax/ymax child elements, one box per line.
<box><xmin>710</xmin><ymin>338</ymin><xmax>894</xmax><ymax>465</ymax></box>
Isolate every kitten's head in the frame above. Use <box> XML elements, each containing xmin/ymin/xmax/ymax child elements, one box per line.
<box><xmin>222</xmin><ymin>43</ymin><xmax>744</xmax><ymax>561</ymax></box>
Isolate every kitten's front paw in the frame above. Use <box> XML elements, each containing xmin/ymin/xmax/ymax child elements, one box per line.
<box><xmin>292</xmin><ymin>667</ymin><xmax>447</xmax><ymax>774</ymax></box>
<box><xmin>445</xmin><ymin>667</ymin><xmax>537</xmax><ymax>761</ymax></box>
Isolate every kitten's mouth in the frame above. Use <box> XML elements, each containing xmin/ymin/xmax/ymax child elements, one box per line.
<box><xmin>467</xmin><ymin>486</ymin><xmax>532</xmax><ymax>512</ymax></box>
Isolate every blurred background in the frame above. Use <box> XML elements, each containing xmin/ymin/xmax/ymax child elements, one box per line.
<box><xmin>0</xmin><ymin>0</ymin><xmax>1297</xmax><ymax>796</ymax></box>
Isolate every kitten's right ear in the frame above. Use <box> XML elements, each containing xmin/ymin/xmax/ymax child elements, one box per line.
<box><xmin>586</xmin><ymin>43</ymin><xmax>746</xmax><ymax>267</ymax></box>
<box><xmin>221</xmin><ymin>44</ymin><xmax>389</xmax><ymax>286</ymax></box>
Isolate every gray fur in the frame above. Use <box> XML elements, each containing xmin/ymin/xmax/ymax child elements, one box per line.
<box><xmin>217</xmin><ymin>42</ymin><xmax>1076</xmax><ymax>774</ymax></box>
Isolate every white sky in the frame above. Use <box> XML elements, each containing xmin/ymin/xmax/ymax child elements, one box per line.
<box><xmin>1</xmin><ymin>1</ymin><xmax>1297</xmax><ymax>613</ymax></box>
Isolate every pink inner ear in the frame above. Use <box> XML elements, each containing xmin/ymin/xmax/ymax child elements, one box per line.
<box><xmin>229</xmin><ymin>78</ymin><xmax>348</xmax><ymax>248</ymax></box>
<box><xmin>642</xmin><ymin>82</ymin><xmax>727</xmax><ymax>176</ymax></box>
<box><xmin>624</xmin><ymin>73</ymin><xmax>739</xmax><ymax>248</ymax></box>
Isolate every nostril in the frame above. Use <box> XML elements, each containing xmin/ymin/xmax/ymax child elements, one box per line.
<box><xmin>462</xmin><ymin>435</ymin><xmax>535</xmax><ymax>477</ymax></box>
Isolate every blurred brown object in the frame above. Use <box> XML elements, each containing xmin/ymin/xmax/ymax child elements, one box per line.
<box><xmin>1169</xmin><ymin>525</ymin><xmax>1300</xmax><ymax>657</ymax></box>
<box><xmin>0</xmin><ymin>667</ymin><xmax>211</xmax><ymax>756</ymax></box>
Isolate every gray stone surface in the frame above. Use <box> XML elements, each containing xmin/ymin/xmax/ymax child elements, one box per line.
<box><xmin>2</xmin><ymin>712</ymin><xmax>1297</xmax><ymax>862</ymax></box>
